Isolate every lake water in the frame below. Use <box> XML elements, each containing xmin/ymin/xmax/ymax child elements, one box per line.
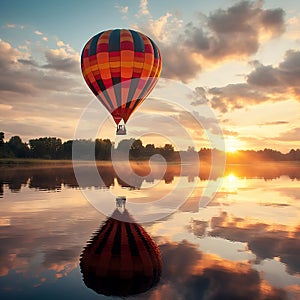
<box><xmin>0</xmin><ymin>162</ymin><xmax>300</xmax><ymax>300</ymax></box>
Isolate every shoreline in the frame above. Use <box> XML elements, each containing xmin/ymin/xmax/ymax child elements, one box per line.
<box><xmin>0</xmin><ymin>158</ymin><xmax>299</xmax><ymax>167</ymax></box>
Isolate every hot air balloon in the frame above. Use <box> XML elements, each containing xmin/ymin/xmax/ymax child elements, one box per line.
<box><xmin>80</xmin><ymin>199</ymin><xmax>162</xmax><ymax>296</ymax></box>
<box><xmin>81</xmin><ymin>29</ymin><xmax>162</xmax><ymax>135</ymax></box>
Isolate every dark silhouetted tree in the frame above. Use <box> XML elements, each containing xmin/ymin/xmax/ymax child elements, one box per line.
<box><xmin>117</xmin><ymin>139</ymin><xmax>134</xmax><ymax>153</ymax></box>
<box><xmin>29</xmin><ymin>137</ymin><xmax>62</xmax><ymax>159</ymax></box>
<box><xmin>71</xmin><ymin>139</ymin><xmax>95</xmax><ymax>160</ymax></box>
<box><xmin>95</xmin><ymin>139</ymin><xmax>112</xmax><ymax>160</ymax></box>
<box><xmin>159</xmin><ymin>144</ymin><xmax>175</xmax><ymax>161</ymax></box>
<box><xmin>144</xmin><ymin>144</ymin><xmax>156</xmax><ymax>157</ymax></box>
<box><xmin>0</xmin><ymin>132</ymin><xmax>4</xmax><ymax>146</ymax></box>
<box><xmin>61</xmin><ymin>140</ymin><xmax>73</xmax><ymax>159</ymax></box>
<box><xmin>0</xmin><ymin>132</ymin><xmax>12</xmax><ymax>158</ymax></box>
<box><xmin>8</xmin><ymin>136</ymin><xmax>29</xmax><ymax>158</ymax></box>
<box><xmin>130</xmin><ymin>139</ymin><xmax>144</xmax><ymax>158</ymax></box>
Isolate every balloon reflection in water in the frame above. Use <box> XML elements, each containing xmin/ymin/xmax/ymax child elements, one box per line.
<box><xmin>80</xmin><ymin>199</ymin><xmax>161</xmax><ymax>297</ymax></box>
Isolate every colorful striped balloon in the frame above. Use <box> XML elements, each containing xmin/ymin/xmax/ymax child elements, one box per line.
<box><xmin>81</xmin><ymin>29</ymin><xmax>162</xmax><ymax>125</ymax></box>
<box><xmin>80</xmin><ymin>209</ymin><xmax>162</xmax><ymax>296</ymax></box>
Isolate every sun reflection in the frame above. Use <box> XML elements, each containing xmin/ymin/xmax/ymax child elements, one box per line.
<box><xmin>222</xmin><ymin>173</ymin><xmax>239</xmax><ymax>193</ymax></box>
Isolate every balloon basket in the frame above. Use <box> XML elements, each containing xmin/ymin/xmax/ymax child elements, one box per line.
<box><xmin>116</xmin><ymin>196</ymin><xmax>126</xmax><ymax>212</ymax></box>
<box><xmin>116</xmin><ymin>124</ymin><xmax>126</xmax><ymax>135</ymax></box>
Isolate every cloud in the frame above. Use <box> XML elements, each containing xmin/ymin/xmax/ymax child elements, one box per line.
<box><xmin>189</xmin><ymin>87</ymin><xmax>208</xmax><ymax>106</ymax></box>
<box><xmin>222</xmin><ymin>129</ymin><xmax>239</xmax><ymax>136</ymax></box>
<box><xmin>247</xmin><ymin>63</ymin><xmax>280</xmax><ymax>86</ymax></box>
<box><xmin>276</xmin><ymin>127</ymin><xmax>300</xmax><ymax>141</ymax></box>
<box><xmin>34</xmin><ymin>30</ymin><xmax>43</xmax><ymax>35</ymax></box>
<box><xmin>18</xmin><ymin>58</ymin><xmax>39</xmax><ymax>67</ymax></box>
<box><xmin>57</xmin><ymin>40</ymin><xmax>65</xmax><ymax>47</ymax></box>
<box><xmin>0</xmin><ymin>38</ymin><xmax>80</xmax><ymax>95</ymax></box>
<box><xmin>160</xmin><ymin>44</ymin><xmax>202</xmax><ymax>82</ymax></box>
<box><xmin>134</xmin><ymin>240</ymin><xmax>288</xmax><ymax>300</ymax></box>
<box><xmin>0</xmin><ymin>39</ymin><xmax>90</xmax><ymax>140</ymax></box>
<box><xmin>43</xmin><ymin>48</ymin><xmax>79</xmax><ymax>73</ymax></box>
<box><xmin>247</xmin><ymin>50</ymin><xmax>300</xmax><ymax>90</ymax></box>
<box><xmin>136</xmin><ymin>10</ymin><xmax>183</xmax><ymax>44</ymax></box>
<box><xmin>200</xmin><ymin>1</ymin><xmax>285</xmax><ymax>60</ymax></box>
<box><xmin>195</xmin><ymin>0</ymin><xmax>286</xmax><ymax>59</ymax></box>
<box><xmin>135</xmin><ymin>0</ymin><xmax>286</xmax><ymax>83</ymax></box>
<box><xmin>137</xmin><ymin>0</ymin><xmax>150</xmax><ymax>16</ymax></box>
<box><xmin>5</xmin><ymin>23</ymin><xmax>16</xmax><ymax>28</ymax></box>
<box><xmin>186</xmin><ymin>220</ymin><xmax>208</xmax><ymax>237</ymax></box>
<box><xmin>115</xmin><ymin>3</ymin><xmax>129</xmax><ymax>19</ymax></box>
<box><xmin>209</xmin><ymin>211</ymin><xmax>300</xmax><ymax>275</ymax></box>
<box><xmin>206</xmin><ymin>49</ymin><xmax>300</xmax><ymax>112</ymax></box>
<box><xmin>0</xmin><ymin>38</ymin><xmax>24</xmax><ymax>69</ymax></box>
<box><xmin>115</xmin><ymin>4</ymin><xmax>128</xmax><ymax>14</ymax></box>
<box><xmin>259</xmin><ymin>121</ymin><xmax>289</xmax><ymax>126</ymax></box>
<box><xmin>209</xmin><ymin>83</ymin><xmax>267</xmax><ymax>113</ymax></box>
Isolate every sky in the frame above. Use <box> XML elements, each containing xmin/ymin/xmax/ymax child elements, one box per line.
<box><xmin>0</xmin><ymin>0</ymin><xmax>299</xmax><ymax>152</ymax></box>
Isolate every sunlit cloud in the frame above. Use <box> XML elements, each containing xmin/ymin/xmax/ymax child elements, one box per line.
<box><xmin>137</xmin><ymin>0</ymin><xmax>150</xmax><ymax>17</ymax></box>
<box><xmin>207</xmin><ymin>49</ymin><xmax>300</xmax><ymax>113</ymax></box>
<box><xmin>189</xmin><ymin>87</ymin><xmax>208</xmax><ymax>106</ymax></box>
<box><xmin>138</xmin><ymin>240</ymin><xmax>289</xmax><ymax>300</ymax></box>
<box><xmin>114</xmin><ymin>4</ymin><xmax>129</xmax><ymax>14</ymax></box>
<box><xmin>258</xmin><ymin>121</ymin><xmax>289</xmax><ymax>126</ymax></box>
<box><xmin>135</xmin><ymin>1</ymin><xmax>286</xmax><ymax>83</ymax></box>
<box><xmin>0</xmin><ymin>104</ymin><xmax>13</xmax><ymax>111</ymax></box>
<box><xmin>0</xmin><ymin>38</ymin><xmax>26</xmax><ymax>67</ymax></box>
<box><xmin>43</xmin><ymin>47</ymin><xmax>80</xmax><ymax>73</ymax></box>
<box><xmin>57</xmin><ymin>40</ymin><xmax>64</xmax><ymax>47</ymax></box>
<box><xmin>209</xmin><ymin>211</ymin><xmax>300</xmax><ymax>275</ymax></box>
<box><xmin>5</xmin><ymin>23</ymin><xmax>16</xmax><ymax>28</ymax></box>
<box><xmin>0</xmin><ymin>38</ymin><xmax>89</xmax><ymax>141</ymax></box>
<box><xmin>276</xmin><ymin>127</ymin><xmax>300</xmax><ymax>142</ymax></box>
<box><xmin>34</xmin><ymin>30</ymin><xmax>43</xmax><ymax>35</ymax></box>
<box><xmin>286</xmin><ymin>13</ymin><xmax>300</xmax><ymax>40</ymax></box>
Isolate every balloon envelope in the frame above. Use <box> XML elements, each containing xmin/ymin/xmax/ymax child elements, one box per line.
<box><xmin>80</xmin><ymin>209</ymin><xmax>162</xmax><ymax>296</ymax></box>
<box><xmin>81</xmin><ymin>29</ymin><xmax>162</xmax><ymax>124</ymax></box>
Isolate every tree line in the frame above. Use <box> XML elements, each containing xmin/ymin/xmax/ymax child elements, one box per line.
<box><xmin>0</xmin><ymin>132</ymin><xmax>300</xmax><ymax>161</ymax></box>
<box><xmin>0</xmin><ymin>132</ymin><xmax>178</xmax><ymax>161</ymax></box>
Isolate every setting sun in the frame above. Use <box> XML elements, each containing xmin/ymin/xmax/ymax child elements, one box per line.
<box><xmin>227</xmin><ymin>146</ymin><xmax>237</xmax><ymax>153</ymax></box>
<box><xmin>225</xmin><ymin>136</ymin><xmax>240</xmax><ymax>153</ymax></box>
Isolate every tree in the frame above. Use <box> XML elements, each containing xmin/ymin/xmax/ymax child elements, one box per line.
<box><xmin>29</xmin><ymin>137</ymin><xmax>62</xmax><ymax>159</ymax></box>
<box><xmin>130</xmin><ymin>139</ymin><xmax>144</xmax><ymax>158</ymax></box>
<box><xmin>8</xmin><ymin>136</ymin><xmax>29</xmax><ymax>158</ymax></box>
<box><xmin>0</xmin><ymin>132</ymin><xmax>4</xmax><ymax>146</ymax></box>
<box><xmin>159</xmin><ymin>144</ymin><xmax>175</xmax><ymax>161</ymax></box>
<box><xmin>0</xmin><ymin>132</ymin><xmax>12</xmax><ymax>158</ymax></box>
<box><xmin>144</xmin><ymin>144</ymin><xmax>156</xmax><ymax>157</ymax></box>
<box><xmin>71</xmin><ymin>139</ymin><xmax>95</xmax><ymax>160</ymax></box>
<box><xmin>95</xmin><ymin>139</ymin><xmax>112</xmax><ymax>160</ymax></box>
<box><xmin>61</xmin><ymin>140</ymin><xmax>73</xmax><ymax>159</ymax></box>
<box><xmin>117</xmin><ymin>139</ymin><xmax>135</xmax><ymax>153</ymax></box>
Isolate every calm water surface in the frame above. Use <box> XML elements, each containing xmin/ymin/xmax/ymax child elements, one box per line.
<box><xmin>0</xmin><ymin>162</ymin><xmax>300</xmax><ymax>299</ymax></box>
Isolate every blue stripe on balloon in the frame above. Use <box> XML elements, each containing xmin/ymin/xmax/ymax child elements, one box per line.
<box><xmin>88</xmin><ymin>32</ymin><xmax>104</xmax><ymax>56</ymax></box>
<box><xmin>148</xmin><ymin>38</ymin><xmax>159</xmax><ymax>59</ymax></box>
<box><xmin>129</xmin><ymin>30</ymin><xmax>145</xmax><ymax>52</ymax></box>
<box><xmin>108</xmin><ymin>29</ymin><xmax>121</xmax><ymax>52</ymax></box>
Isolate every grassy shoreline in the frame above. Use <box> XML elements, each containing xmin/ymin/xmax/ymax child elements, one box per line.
<box><xmin>0</xmin><ymin>158</ymin><xmax>74</xmax><ymax>165</ymax></box>
<box><xmin>1</xmin><ymin>157</ymin><xmax>299</xmax><ymax>166</ymax></box>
